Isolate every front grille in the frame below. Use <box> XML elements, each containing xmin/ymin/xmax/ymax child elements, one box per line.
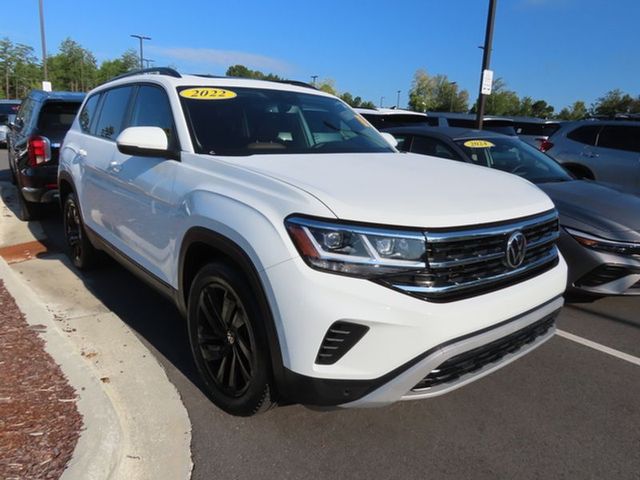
<box><xmin>575</xmin><ymin>264</ymin><xmax>637</xmax><ymax>288</ymax></box>
<box><xmin>381</xmin><ymin>210</ymin><xmax>559</xmax><ymax>302</ymax></box>
<box><xmin>412</xmin><ymin>313</ymin><xmax>557</xmax><ymax>391</ymax></box>
<box><xmin>315</xmin><ymin>321</ymin><xmax>369</xmax><ymax>365</ymax></box>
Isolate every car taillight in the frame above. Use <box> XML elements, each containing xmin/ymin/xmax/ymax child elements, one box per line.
<box><xmin>539</xmin><ymin>139</ymin><xmax>554</xmax><ymax>152</ymax></box>
<box><xmin>27</xmin><ymin>136</ymin><xmax>51</xmax><ymax>167</ymax></box>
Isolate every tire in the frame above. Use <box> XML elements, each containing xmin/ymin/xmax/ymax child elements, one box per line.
<box><xmin>187</xmin><ymin>262</ymin><xmax>275</xmax><ymax>416</ymax></box>
<box><xmin>63</xmin><ymin>192</ymin><xmax>98</xmax><ymax>269</ymax></box>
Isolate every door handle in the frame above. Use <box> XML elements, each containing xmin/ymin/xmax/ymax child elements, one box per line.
<box><xmin>107</xmin><ymin>161</ymin><xmax>121</xmax><ymax>174</ymax></box>
<box><xmin>78</xmin><ymin>148</ymin><xmax>87</xmax><ymax>157</ymax></box>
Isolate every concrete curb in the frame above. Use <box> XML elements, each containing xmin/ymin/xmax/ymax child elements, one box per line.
<box><xmin>0</xmin><ymin>257</ymin><xmax>122</xmax><ymax>479</ymax></box>
<box><xmin>0</xmin><ymin>179</ymin><xmax>193</xmax><ymax>479</ymax></box>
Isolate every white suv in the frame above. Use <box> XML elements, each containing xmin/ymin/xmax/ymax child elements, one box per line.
<box><xmin>59</xmin><ymin>68</ymin><xmax>567</xmax><ymax>416</ymax></box>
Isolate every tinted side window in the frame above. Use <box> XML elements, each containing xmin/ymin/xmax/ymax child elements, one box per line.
<box><xmin>411</xmin><ymin>136</ymin><xmax>460</xmax><ymax>160</ymax></box>
<box><xmin>567</xmin><ymin>125</ymin><xmax>599</xmax><ymax>146</ymax></box>
<box><xmin>16</xmin><ymin>99</ymin><xmax>35</xmax><ymax>131</ymax></box>
<box><xmin>392</xmin><ymin>134</ymin><xmax>412</xmax><ymax>152</ymax></box>
<box><xmin>94</xmin><ymin>87</ymin><xmax>133</xmax><ymax>140</ymax></box>
<box><xmin>597</xmin><ymin>126</ymin><xmax>640</xmax><ymax>153</ymax></box>
<box><xmin>79</xmin><ymin>94</ymin><xmax>101</xmax><ymax>133</ymax></box>
<box><xmin>129</xmin><ymin>86</ymin><xmax>176</xmax><ymax>148</ymax></box>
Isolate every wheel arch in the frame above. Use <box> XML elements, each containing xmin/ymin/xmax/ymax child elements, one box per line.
<box><xmin>178</xmin><ymin>227</ymin><xmax>287</xmax><ymax>396</ymax></box>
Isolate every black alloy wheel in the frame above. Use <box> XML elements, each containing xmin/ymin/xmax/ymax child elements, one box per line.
<box><xmin>196</xmin><ymin>280</ymin><xmax>255</xmax><ymax>396</ymax></box>
<box><xmin>188</xmin><ymin>262</ymin><xmax>275</xmax><ymax>416</ymax></box>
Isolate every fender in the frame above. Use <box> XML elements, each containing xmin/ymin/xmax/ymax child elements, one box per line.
<box><xmin>178</xmin><ymin>227</ymin><xmax>287</xmax><ymax>397</ymax></box>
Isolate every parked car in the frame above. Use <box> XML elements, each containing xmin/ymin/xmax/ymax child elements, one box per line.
<box><xmin>355</xmin><ymin>107</ymin><xmax>438</xmax><ymax>128</ymax></box>
<box><xmin>507</xmin><ymin>116</ymin><xmax>562</xmax><ymax>148</ymax></box>
<box><xmin>542</xmin><ymin>120</ymin><xmax>640</xmax><ymax>194</ymax></box>
<box><xmin>0</xmin><ymin>99</ymin><xmax>21</xmax><ymax>147</ymax></box>
<box><xmin>427</xmin><ymin>112</ymin><xmax>518</xmax><ymax>136</ymax></box>
<box><xmin>60</xmin><ymin>68</ymin><xmax>566</xmax><ymax>416</ymax></box>
<box><xmin>385</xmin><ymin>125</ymin><xmax>640</xmax><ymax>298</ymax></box>
<box><xmin>7</xmin><ymin>90</ymin><xmax>84</xmax><ymax>220</ymax></box>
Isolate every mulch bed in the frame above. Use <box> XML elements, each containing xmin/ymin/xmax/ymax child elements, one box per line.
<box><xmin>0</xmin><ymin>279</ymin><xmax>82</xmax><ymax>479</ymax></box>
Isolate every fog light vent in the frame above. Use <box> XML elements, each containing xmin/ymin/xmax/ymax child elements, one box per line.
<box><xmin>315</xmin><ymin>321</ymin><xmax>369</xmax><ymax>365</ymax></box>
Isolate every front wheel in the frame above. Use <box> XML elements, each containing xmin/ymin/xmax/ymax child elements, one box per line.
<box><xmin>187</xmin><ymin>262</ymin><xmax>275</xmax><ymax>416</ymax></box>
<box><xmin>63</xmin><ymin>192</ymin><xmax>98</xmax><ymax>269</ymax></box>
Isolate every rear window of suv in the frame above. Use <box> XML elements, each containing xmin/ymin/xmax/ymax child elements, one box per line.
<box><xmin>566</xmin><ymin>125</ymin><xmax>600</xmax><ymax>145</ymax></box>
<box><xmin>37</xmin><ymin>101</ymin><xmax>82</xmax><ymax>132</ymax></box>
<box><xmin>178</xmin><ymin>86</ymin><xmax>394</xmax><ymax>156</ymax></box>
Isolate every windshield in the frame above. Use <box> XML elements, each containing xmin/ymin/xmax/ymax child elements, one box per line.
<box><xmin>179</xmin><ymin>86</ymin><xmax>394</xmax><ymax>156</ymax></box>
<box><xmin>455</xmin><ymin>137</ymin><xmax>573</xmax><ymax>183</ymax></box>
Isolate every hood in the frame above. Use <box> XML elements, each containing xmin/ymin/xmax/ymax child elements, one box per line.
<box><xmin>231</xmin><ymin>152</ymin><xmax>554</xmax><ymax>228</ymax></box>
<box><xmin>537</xmin><ymin>180</ymin><xmax>640</xmax><ymax>242</ymax></box>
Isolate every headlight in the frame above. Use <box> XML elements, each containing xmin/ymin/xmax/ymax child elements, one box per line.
<box><xmin>565</xmin><ymin>227</ymin><xmax>640</xmax><ymax>255</ymax></box>
<box><xmin>285</xmin><ymin>216</ymin><xmax>426</xmax><ymax>277</ymax></box>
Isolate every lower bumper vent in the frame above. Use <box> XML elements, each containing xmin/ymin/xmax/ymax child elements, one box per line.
<box><xmin>315</xmin><ymin>321</ymin><xmax>369</xmax><ymax>365</ymax></box>
<box><xmin>412</xmin><ymin>313</ymin><xmax>556</xmax><ymax>391</ymax></box>
<box><xmin>575</xmin><ymin>265</ymin><xmax>637</xmax><ymax>288</ymax></box>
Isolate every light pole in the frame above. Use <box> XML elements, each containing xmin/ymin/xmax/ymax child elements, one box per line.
<box><xmin>449</xmin><ymin>81</ymin><xmax>457</xmax><ymax>112</ymax></box>
<box><xmin>380</xmin><ymin>96</ymin><xmax>385</xmax><ymax>108</ymax></box>
<box><xmin>475</xmin><ymin>0</ymin><xmax>498</xmax><ymax>129</ymax></box>
<box><xmin>130</xmin><ymin>34</ymin><xmax>151</xmax><ymax>70</ymax></box>
<box><xmin>38</xmin><ymin>0</ymin><xmax>48</xmax><ymax>81</ymax></box>
<box><xmin>310</xmin><ymin>75</ymin><xmax>318</xmax><ymax>86</ymax></box>
<box><xmin>396</xmin><ymin>90</ymin><xmax>401</xmax><ymax>108</ymax></box>
<box><xmin>144</xmin><ymin>58</ymin><xmax>155</xmax><ymax>68</ymax></box>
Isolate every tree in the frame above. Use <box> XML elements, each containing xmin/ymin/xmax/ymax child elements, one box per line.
<box><xmin>557</xmin><ymin>101</ymin><xmax>588</xmax><ymax>121</ymax></box>
<box><xmin>592</xmin><ymin>89</ymin><xmax>637</xmax><ymax>117</ymax></box>
<box><xmin>408</xmin><ymin>69</ymin><xmax>468</xmax><ymax>112</ymax></box>
<box><xmin>316</xmin><ymin>78</ymin><xmax>337</xmax><ymax>96</ymax></box>
<box><xmin>530</xmin><ymin>100</ymin><xmax>554</xmax><ymax>118</ymax></box>
<box><xmin>97</xmin><ymin>49</ymin><xmax>139</xmax><ymax>84</ymax></box>
<box><xmin>47</xmin><ymin>38</ymin><xmax>97</xmax><ymax>91</ymax></box>
<box><xmin>0</xmin><ymin>38</ymin><xmax>41</xmax><ymax>98</ymax></box>
<box><xmin>481</xmin><ymin>78</ymin><xmax>521</xmax><ymax>116</ymax></box>
<box><xmin>225</xmin><ymin>64</ymin><xmax>282</xmax><ymax>81</ymax></box>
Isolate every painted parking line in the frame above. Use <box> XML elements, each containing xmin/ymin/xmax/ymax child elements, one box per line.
<box><xmin>556</xmin><ymin>329</ymin><xmax>640</xmax><ymax>367</ymax></box>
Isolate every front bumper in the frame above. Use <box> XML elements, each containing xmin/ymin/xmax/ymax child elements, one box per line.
<box><xmin>560</xmin><ymin>230</ymin><xmax>640</xmax><ymax>296</ymax></box>
<box><xmin>263</xmin><ymin>254</ymin><xmax>567</xmax><ymax>407</ymax></box>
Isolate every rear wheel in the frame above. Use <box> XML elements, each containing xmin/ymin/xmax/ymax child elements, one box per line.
<box><xmin>63</xmin><ymin>192</ymin><xmax>97</xmax><ymax>269</ymax></box>
<box><xmin>187</xmin><ymin>262</ymin><xmax>275</xmax><ymax>416</ymax></box>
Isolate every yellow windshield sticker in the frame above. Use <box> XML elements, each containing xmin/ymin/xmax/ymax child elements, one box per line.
<box><xmin>463</xmin><ymin>140</ymin><xmax>495</xmax><ymax>148</ymax></box>
<box><xmin>179</xmin><ymin>88</ymin><xmax>237</xmax><ymax>100</ymax></box>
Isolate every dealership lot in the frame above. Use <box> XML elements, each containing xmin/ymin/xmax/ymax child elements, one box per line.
<box><xmin>1</xmin><ymin>150</ymin><xmax>638</xmax><ymax>479</ymax></box>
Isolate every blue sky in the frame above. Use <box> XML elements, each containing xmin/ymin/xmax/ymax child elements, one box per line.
<box><xmin>4</xmin><ymin>0</ymin><xmax>639</xmax><ymax>110</ymax></box>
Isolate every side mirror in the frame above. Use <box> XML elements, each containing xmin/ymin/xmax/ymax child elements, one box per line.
<box><xmin>380</xmin><ymin>132</ymin><xmax>398</xmax><ymax>148</ymax></box>
<box><xmin>116</xmin><ymin>126</ymin><xmax>176</xmax><ymax>159</ymax></box>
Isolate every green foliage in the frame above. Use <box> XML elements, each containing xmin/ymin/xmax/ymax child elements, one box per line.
<box><xmin>225</xmin><ymin>64</ymin><xmax>282</xmax><ymax>81</ymax></box>
<box><xmin>408</xmin><ymin>69</ymin><xmax>469</xmax><ymax>113</ymax></box>
<box><xmin>557</xmin><ymin>101</ymin><xmax>588</xmax><ymax>121</ymax></box>
<box><xmin>0</xmin><ymin>37</ymin><xmax>41</xmax><ymax>98</ymax></box>
<box><xmin>47</xmin><ymin>38</ymin><xmax>98</xmax><ymax>92</ymax></box>
<box><xmin>591</xmin><ymin>89</ymin><xmax>640</xmax><ymax>116</ymax></box>
<box><xmin>97</xmin><ymin>49</ymin><xmax>139</xmax><ymax>84</ymax></box>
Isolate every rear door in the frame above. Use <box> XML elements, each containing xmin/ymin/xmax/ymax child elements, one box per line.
<box><xmin>594</xmin><ymin>125</ymin><xmax>640</xmax><ymax>192</ymax></box>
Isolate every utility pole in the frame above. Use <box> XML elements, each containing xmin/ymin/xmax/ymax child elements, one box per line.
<box><xmin>475</xmin><ymin>0</ymin><xmax>498</xmax><ymax>130</ymax></box>
<box><xmin>38</xmin><ymin>0</ymin><xmax>48</xmax><ymax>81</ymax></box>
<box><xmin>396</xmin><ymin>90</ymin><xmax>401</xmax><ymax>108</ymax></box>
<box><xmin>449</xmin><ymin>81</ymin><xmax>457</xmax><ymax>112</ymax></box>
<box><xmin>130</xmin><ymin>34</ymin><xmax>151</xmax><ymax>70</ymax></box>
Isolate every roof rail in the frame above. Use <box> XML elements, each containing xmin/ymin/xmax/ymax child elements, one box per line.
<box><xmin>109</xmin><ymin>67</ymin><xmax>182</xmax><ymax>83</ymax></box>
<box><xmin>276</xmin><ymin>80</ymin><xmax>317</xmax><ymax>90</ymax></box>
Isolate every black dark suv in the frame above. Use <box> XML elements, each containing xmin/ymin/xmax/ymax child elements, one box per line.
<box><xmin>7</xmin><ymin>90</ymin><xmax>85</xmax><ymax>220</ymax></box>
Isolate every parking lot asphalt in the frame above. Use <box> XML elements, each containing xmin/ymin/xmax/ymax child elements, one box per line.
<box><xmin>1</xmin><ymin>150</ymin><xmax>639</xmax><ymax>479</ymax></box>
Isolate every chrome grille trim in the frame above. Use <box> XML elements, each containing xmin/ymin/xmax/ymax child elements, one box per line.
<box><xmin>393</xmin><ymin>246</ymin><xmax>558</xmax><ymax>295</ymax></box>
<box><xmin>379</xmin><ymin>210</ymin><xmax>560</xmax><ymax>302</ymax></box>
<box><xmin>425</xmin><ymin>210</ymin><xmax>559</xmax><ymax>243</ymax></box>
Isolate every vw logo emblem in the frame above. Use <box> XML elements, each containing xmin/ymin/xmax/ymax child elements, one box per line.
<box><xmin>505</xmin><ymin>231</ymin><xmax>527</xmax><ymax>269</ymax></box>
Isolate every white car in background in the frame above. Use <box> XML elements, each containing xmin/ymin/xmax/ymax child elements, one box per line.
<box><xmin>59</xmin><ymin>68</ymin><xmax>567</xmax><ymax>416</ymax></box>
